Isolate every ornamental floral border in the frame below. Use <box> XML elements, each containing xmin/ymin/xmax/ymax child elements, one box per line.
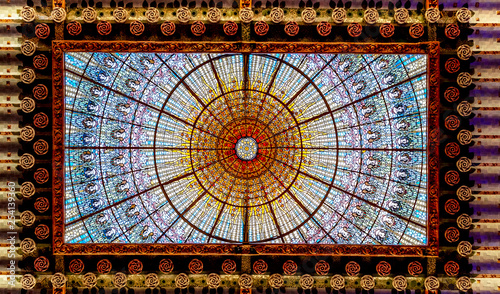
<box><xmin>52</xmin><ymin>41</ymin><xmax>440</xmax><ymax>256</ymax></box>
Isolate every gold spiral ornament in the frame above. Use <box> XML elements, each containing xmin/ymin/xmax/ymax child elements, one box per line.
<box><xmin>270</xmin><ymin>7</ymin><xmax>284</xmax><ymax>23</ymax></box>
<box><xmin>21</xmin><ymin>98</ymin><xmax>36</xmax><ymax>113</ymax></box>
<box><xmin>364</xmin><ymin>8</ymin><xmax>379</xmax><ymax>24</ymax></box>
<box><xmin>345</xmin><ymin>261</ymin><xmax>361</xmax><ymax>276</ymax></box>
<box><xmin>457</xmin><ymin>72</ymin><xmax>472</xmax><ymax>88</ymax></box>
<box><xmin>21</xmin><ymin>6</ymin><xmax>36</xmax><ymax>22</ymax></box>
<box><xmin>190</xmin><ymin>21</ymin><xmax>206</xmax><ymax>36</ymax></box>
<box><xmin>207</xmin><ymin>7</ymin><xmax>221</xmax><ymax>23</ymax></box>
<box><xmin>425</xmin><ymin>7</ymin><xmax>440</xmax><ymax>23</ymax></box>
<box><xmin>33</xmin><ymin>54</ymin><xmax>49</xmax><ymax>69</ymax></box>
<box><xmin>301</xmin><ymin>8</ymin><xmax>316</xmax><ymax>24</ymax></box>
<box><xmin>331</xmin><ymin>8</ymin><xmax>346</xmax><ymax>24</ymax></box>
<box><xmin>175</xmin><ymin>273</ymin><xmax>189</xmax><ymax>289</ymax></box>
<box><xmin>457</xmin><ymin>213</ymin><xmax>472</xmax><ymax>229</ymax></box>
<box><xmin>456</xmin><ymin>157</ymin><xmax>472</xmax><ymax>172</ymax></box>
<box><xmin>69</xmin><ymin>259</ymin><xmax>84</xmax><ymax>274</ymax></box>
<box><xmin>299</xmin><ymin>274</ymin><xmax>314</xmax><ymax>290</ymax></box>
<box><xmin>65</xmin><ymin>23</ymin><xmax>81</xmax><ymax>38</ymax></box>
<box><xmin>239</xmin><ymin>8</ymin><xmax>254</xmax><ymax>23</ymax></box>
<box><xmin>33</xmin><ymin>112</ymin><xmax>49</xmax><ymax>128</ymax></box>
<box><xmin>20</xmin><ymin>153</ymin><xmax>35</xmax><ymax>169</ymax></box>
<box><xmin>456</xmin><ymin>185</ymin><xmax>472</xmax><ymax>201</ymax></box>
<box><xmin>21</xmin><ymin>126</ymin><xmax>35</xmax><ymax>141</ymax></box>
<box><xmin>97</xmin><ymin>259</ymin><xmax>112</xmax><ymax>274</ymax></box>
<box><xmin>82</xmin><ymin>272</ymin><xmax>97</xmax><ymax>288</ymax></box>
<box><xmin>457</xmin><ymin>101</ymin><xmax>472</xmax><ymax>117</ymax></box>
<box><xmin>34</xmin><ymin>168</ymin><xmax>50</xmax><ymax>184</ymax></box>
<box><xmin>284</xmin><ymin>21</ymin><xmax>300</xmax><ymax>36</ymax></box>
<box><xmin>21</xmin><ymin>182</ymin><xmax>36</xmax><ymax>198</ymax></box>
<box><xmin>64</xmin><ymin>22</ymin><xmax>81</xmax><ymax>38</ymax></box>
<box><xmin>35</xmin><ymin>23</ymin><xmax>50</xmax><ymax>39</ymax></box>
<box><xmin>238</xmin><ymin>274</ymin><xmax>253</xmax><ymax>289</ymax></box>
<box><xmin>457</xmin><ymin>44</ymin><xmax>472</xmax><ymax>60</ymax></box>
<box><xmin>456</xmin><ymin>8</ymin><xmax>472</xmax><ymax>23</ymax></box>
<box><xmin>51</xmin><ymin>7</ymin><xmax>66</xmax><ymax>23</ymax></box>
<box><xmin>207</xmin><ymin>273</ymin><xmax>221</xmax><ymax>289</ymax></box>
<box><xmin>21</xmin><ymin>40</ymin><xmax>36</xmax><ymax>56</ymax></box>
<box><xmin>189</xmin><ymin>258</ymin><xmax>203</xmax><ymax>274</ymax></box>
<box><xmin>21</xmin><ymin>210</ymin><xmax>36</xmax><ymax>226</ymax></box>
<box><xmin>145</xmin><ymin>273</ymin><xmax>160</xmax><ymax>288</ymax></box>
<box><xmin>22</xmin><ymin>274</ymin><xmax>37</xmax><ymax>290</ymax></box>
<box><xmin>113</xmin><ymin>7</ymin><xmax>128</xmax><ymax>23</ymax></box>
<box><xmin>457</xmin><ymin>241</ymin><xmax>473</xmax><ymax>257</ymax></box>
<box><xmin>330</xmin><ymin>274</ymin><xmax>345</xmax><ymax>290</ymax></box>
<box><xmin>424</xmin><ymin>276</ymin><xmax>439</xmax><ymax>291</ymax></box>
<box><xmin>360</xmin><ymin>275</ymin><xmax>375</xmax><ymax>291</ymax></box>
<box><xmin>51</xmin><ymin>273</ymin><xmax>67</xmax><ymax>289</ymax></box>
<box><xmin>456</xmin><ymin>276</ymin><xmax>472</xmax><ymax>291</ymax></box>
<box><xmin>457</xmin><ymin>130</ymin><xmax>472</xmax><ymax>145</ymax></box>
<box><xmin>82</xmin><ymin>7</ymin><xmax>97</xmax><ymax>23</ymax></box>
<box><xmin>177</xmin><ymin>7</ymin><xmax>192</xmax><ymax>23</ymax></box>
<box><xmin>146</xmin><ymin>7</ymin><xmax>160</xmax><ymax>23</ymax></box>
<box><xmin>21</xmin><ymin>68</ymin><xmax>36</xmax><ymax>84</ymax></box>
<box><xmin>20</xmin><ymin>238</ymin><xmax>36</xmax><ymax>254</ymax></box>
<box><xmin>32</xmin><ymin>84</ymin><xmax>48</xmax><ymax>100</ymax></box>
<box><xmin>35</xmin><ymin>224</ymin><xmax>50</xmax><ymax>240</ymax></box>
<box><xmin>268</xmin><ymin>274</ymin><xmax>284</xmax><ymax>289</ymax></box>
<box><xmin>113</xmin><ymin>272</ymin><xmax>127</xmax><ymax>288</ymax></box>
<box><xmin>394</xmin><ymin>8</ymin><xmax>409</xmax><ymax>24</ymax></box>
<box><xmin>392</xmin><ymin>275</ymin><xmax>407</xmax><ymax>291</ymax></box>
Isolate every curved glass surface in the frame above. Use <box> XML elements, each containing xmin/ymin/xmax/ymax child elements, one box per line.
<box><xmin>63</xmin><ymin>52</ymin><xmax>428</xmax><ymax>245</ymax></box>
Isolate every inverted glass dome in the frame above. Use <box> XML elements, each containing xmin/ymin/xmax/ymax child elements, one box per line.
<box><xmin>63</xmin><ymin>52</ymin><xmax>429</xmax><ymax>245</ymax></box>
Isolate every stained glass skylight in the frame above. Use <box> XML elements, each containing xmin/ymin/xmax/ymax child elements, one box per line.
<box><xmin>62</xmin><ymin>51</ymin><xmax>430</xmax><ymax>246</ymax></box>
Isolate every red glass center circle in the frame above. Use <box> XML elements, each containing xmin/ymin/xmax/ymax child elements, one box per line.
<box><xmin>189</xmin><ymin>90</ymin><xmax>303</xmax><ymax>208</ymax></box>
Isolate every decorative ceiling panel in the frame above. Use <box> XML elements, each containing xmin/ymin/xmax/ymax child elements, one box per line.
<box><xmin>52</xmin><ymin>41</ymin><xmax>439</xmax><ymax>255</ymax></box>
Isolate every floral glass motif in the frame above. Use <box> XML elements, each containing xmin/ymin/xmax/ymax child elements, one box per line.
<box><xmin>236</xmin><ymin>137</ymin><xmax>258</xmax><ymax>161</ymax></box>
<box><xmin>63</xmin><ymin>52</ymin><xmax>428</xmax><ymax>245</ymax></box>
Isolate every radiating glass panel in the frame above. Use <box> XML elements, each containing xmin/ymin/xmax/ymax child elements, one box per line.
<box><xmin>63</xmin><ymin>52</ymin><xmax>428</xmax><ymax>245</ymax></box>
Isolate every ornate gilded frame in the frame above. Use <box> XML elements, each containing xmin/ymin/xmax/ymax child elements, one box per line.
<box><xmin>52</xmin><ymin>41</ymin><xmax>439</xmax><ymax>256</ymax></box>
